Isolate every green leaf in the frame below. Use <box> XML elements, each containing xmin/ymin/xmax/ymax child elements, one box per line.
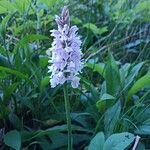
<box><xmin>98</xmin><ymin>26</ymin><xmax>108</xmax><ymax>35</ymax></box>
<box><xmin>0</xmin><ymin>0</ymin><xmax>15</xmax><ymax>14</ymax></box>
<box><xmin>21</xmin><ymin>97</ymin><xmax>34</xmax><ymax>111</ymax></box>
<box><xmin>0</xmin><ymin>54</ymin><xmax>10</xmax><ymax>67</ymax></box>
<box><xmin>103</xmin><ymin>132</ymin><xmax>135</xmax><ymax>150</ymax></box>
<box><xmin>3</xmin><ymin>82</ymin><xmax>19</xmax><ymax>104</ymax></box>
<box><xmin>0</xmin><ymin>100</ymin><xmax>10</xmax><ymax>119</ymax></box>
<box><xmin>134</xmin><ymin>1</ymin><xmax>150</xmax><ymax>13</ymax></box>
<box><xmin>22</xmin><ymin>125</ymin><xmax>90</xmax><ymax>142</ymax></box>
<box><xmin>0</xmin><ymin>45</ymin><xmax>6</xmax><ymax>55</ymax></box>
<box><xmin>39</xmin><ymin>55</ymin><xmax>48</xmax><ymax>68</ymax></box>
<box><xmin>0</xmin><ymin>5</ymin><xmax>7</xmax><ymax>14</ymax></box>
<box><xmin>104</xmin><ymin>101</ymin><xmax>121</xmax><ymax>134</ymax></box>
<box><xmin>125</xmin><ymin>62</ymin><xmax>144</xmax><ymax>89</ymax></box>
<box><xmin>14</xmin><ymin>34</ymin><xmax>49</xmax><ymax>54</ymax></box>
<box><xmin>0</xmin><ymin>66</ymin><xmax>29</xmax><ymax>81</ymax></box>
<box><xmin>86</xmin><ymin>63</ymin><xmax>105</xmax><ymax>78</ymax></box>
<box><xmin>9</xmin><ymin>113</ymin><xmax>22</xmax><ymax>130</ymax></box>
<box><xmin>127</xmin><ymin>73</ymin><xmax>150</xmax><ymax>99</ymax></box>
<box><xmin>4</xmin><ymin>130</ymin><xmax>21</xmax><ymax>150</ymax></box>
<box><xmin>40</xmin><ymin>76</ymin><xmax>49</xmax><ymax>90</ymax></box>
<box><xmin>88</xmin><ymin>132</ymin><xmax>105</xmax><ymax>150</ymax></box>
<box><xmin>136</xmin><ymin>142</ymin><xmax>145</xmax><ymax>150</ymax></box>
<box><xmin>101</xmin><ymin>93</ymin><xmax>115</xmax><ymax>100</ymax></box>
<box><xmin>83</xmin><ymin>23</ymin><xmax>108</xmax><ymax>35</ymax></box>
<box><xmin>135</xmin><ymin>125</ymin><xmax>150</xmax><ymax>135</ymax></box>
<box><xmin>105</xmin><ymin>53</ymin><xmax>120</xmax><ymax>96</ymax></box>
<box><xmin>0</xmin><ymin>14</ymin><xmax>12</xmax><ymax>36</ymax></box>
<box><xmin>39</xmin><ymin>0</ymin><xmax>57</xmax><ymax>8</ymax></box>
<box><xmin>96</xmin><ymin>93</ymin><xmax>115</xmax><ymax>111</ymax></box>
<box><xmin>71</xmin><ymin>16</ymin><xmax>82</xmax><ymax>24</ymax></box>
<box><xmin>14</xmin><ymin>0</ymin><xmax>31</xmax><ymax>14</ymax></box>
<box><xmin>83</xmin><ymin>23</ymin><xmax>99</xmax><ymax>34</ymax></box>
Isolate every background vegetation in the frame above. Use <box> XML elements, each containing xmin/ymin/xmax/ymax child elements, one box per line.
<box><xmin>0</xmin><ymin>0</ymin><xmax>150</xmax><ymax>149</ymax></box>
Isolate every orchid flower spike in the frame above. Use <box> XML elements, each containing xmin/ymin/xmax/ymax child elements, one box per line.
<box><xmin>47</xmin><ymin>6</ymin><xmax>83</xmax><ymax>88</ymax></box>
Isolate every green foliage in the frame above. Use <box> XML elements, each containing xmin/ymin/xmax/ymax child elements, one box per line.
<box><xmin>88</xmin><ymin>132</ymin><xmax>135</xmax><ymax>150</ymax></box>
<box><xmin>4</xmin><ymin>130</ymin><xmax>21</xmax><ymax>150</ymax></box>
<box><xmin>104</xmin><ymin>101</ymin><xmax>121</xmax><ymax>134</ymax></box>
<box><xmin>0</xmin><ymin>0</ymin><xmax>150</xmax><ymax>149</ymax></box>
<box><xmin>127</xmin><ymin>73</ymin><xmax>150</xmax><ymax>99</ymax></box>
<box><xmin>86</xmin><ymin>63</ymin><xmax>105</xmax><ymax>77</ymax></box>
<box><xmin>83</xmin><ymin>23</ymin><xmax>108</xmax><ymax>35</ymax></box>
<box><xmin>39</xmin><ymin>0</ymin><xmax>58</xmax><ymax>8</ymax></box>
<box><xmin>96</xmin><ymin>93</ymin><xmax>115</xmax><ymax>112</ymax></box>
<box><xmin>103</xmin><ymin>132</ymin><xmax>135</xmax><ymax>150</ymax></box>
<box><xmin>88</xmin><ymin>132</ymin><xmax>105</xmax><ymax>150</ymax></box>
<box><xmin>105</xmin><ymin>53</ymin><xmax>121</xmax><ymax>96</ymax></box>
<box><xmin>0</xmin><ymin>66</ymin><xmax>29</xmax><ymax>80</ymax></box>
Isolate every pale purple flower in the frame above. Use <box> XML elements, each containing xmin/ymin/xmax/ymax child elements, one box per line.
<box><xmin>47</xmin><ymin>6</ymin><xmax>83</xmax><ymax>88</ymax></box>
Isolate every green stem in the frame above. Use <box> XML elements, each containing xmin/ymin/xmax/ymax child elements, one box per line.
<box><xmin>63</xmin><ymin>84</ymin><xmax>72</xmax><ymax>150</ymax></box>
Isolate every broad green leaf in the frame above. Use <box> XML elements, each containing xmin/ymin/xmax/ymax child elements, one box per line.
<box><xmin>99</xmin><ymin>27</ymin><xmax>108</xmax><ymax>35</ymax></box>
<box><xmin>135</xmin><ymin>118</ymin><xmax>150</xmax><ymax>135</ymax></box>
<box><xmin>22</xmin><ymin>125</ymin><xmax>90</xmax><ymax>142</ymax></box>
<box><xmin>105</xmin><ymin>53</ymin><xmax>120</xmax><ymax>96</ymax></box>
<box><xmin>125</xmin><ymin>62</ymin><xmax>144</xmax><ymax>89</ymax></box>
<box><xmin>0</xmin><ymin>66</ymin><xmax>29</xmax><ymax>81</ymax></box>
<box><xmin>90</xmin><ymin>85</ymin><xmax>100</xmax><ymax>103</ymax></box>
<box><xmin>135</xmin><ymin>108</ymin><xmax>150</xmax><ymax>123</ymax></box>
<box><xmin>100</xmin><ymin>81</ymin><xmax>107</xmax><ymax>96</ymax></box>
<box><xmin>120</xmin><ymin>63</ymin><xmax>130</xmax><ymax>87</ymax></box>
<box><xmin>86</xmin><ymin>63</ymin><xmax>105</xmax><ymax>77</ymax></box>
<box><xmin>127</xmin><ymin>73</ymin><xmax>150</xmax><ymax>99</ymax></box>
<box><xmin>135</xmin><ymin>125</ymin><xmax>150</xmax><ymax>135</ymax></box>
<box><xmin>103</xmin><ymin>132</ymin><xmax>135</xmax><ymax>150</ymax></box>
<box><xmin>4</xmin><ymin>130</ymin><xmax>21</xmax><ymax>150</ymax></box>
<box><xmin>83</xmin><ymin>23</ymin><xmax>99</xmax><ymax>34</ymax></box>
<box><xmin>14</xmin><ymin>34</ymin><xmax>49</xmax><ymax>54</ymax></box>
<box><xmin>83</xmin><ymin>23</ymin><xmax>108</xmax><ymax>35</ymax></box>
<box><xmin>21</xmin><ymin>125</ymin><xmax>67</xmax><ymax>142</ymax></box>
<box><xmin>88</xmin><ymin>132</ymin><xmax>105</xmax><ymax>150</ymax></box>
<box><xmin>100</xmin><ymin>93</ymin><xmax>115</xmax><ymax>100</ymax></box>
<box><xmin>104</xmin><ymin>101</ymin><xmax>121</xmax><ymax>134</ymax></box>
<box><xmin>96</xmin><ymin>93</ymin><xmax>115</xmax><ymax>111</ymax></box>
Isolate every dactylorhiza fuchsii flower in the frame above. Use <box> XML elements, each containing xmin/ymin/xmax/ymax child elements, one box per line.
<box><xmin>47</xmin><ymin>6</ymin><xmax>83</xmax><ymax>88</ymax></box>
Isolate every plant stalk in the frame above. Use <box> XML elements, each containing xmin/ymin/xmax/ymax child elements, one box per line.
<box><xmin>63</xmin><ymin>84</ymin><xmax>72</xmax><ymax>150</ymax></box>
